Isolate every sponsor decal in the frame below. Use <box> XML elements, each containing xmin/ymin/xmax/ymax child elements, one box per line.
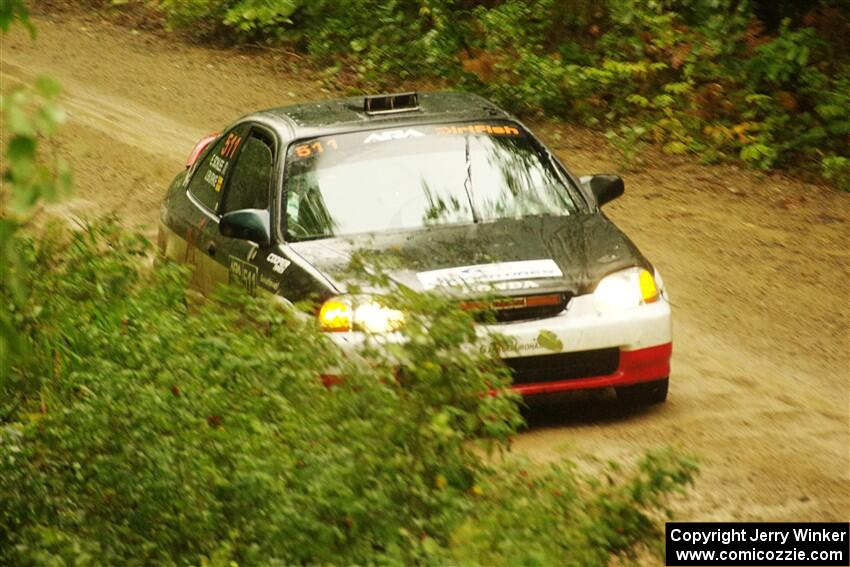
<box><xmin>209</xmin><ymin>154</ymin><xmax>227</xmax><ymax>174</ymax></box>
<box><xmin>203</xmin><ymin>169</ymin><xmax>224</xmax><ymax>193</ymax></box>
<box><xmin>460</xmin><ymin>280</ymin><xmax>541</xmax><ymax>294</ymax></box>
<box><xmin>490</xmin><ymin>280</ymin><xmax>539</xmax><ymax>291</ymax></box>
<box><xmin>435</xmin><ymin>124</ymin><xmax>520</xmax><ymax>136</ymax></box>
<box><xmin>258</xmin><ymin>273</ymin><xmax>279</xmax><ymax>292</ymax></box>
<box><xmin>511</xmin><ymin>341</ymin><xmax>542</xmax><ymax>354</ymax></box>
<box><xmin>500</xmin><ymin>333</ymin><xmax>564</xmax><ymax>355</ymax></box>
<box><xmin>267</xmin><ymin>252</ymin><xmax>291</xmax><ymax>274</ymax></box>
<box><xmin>363</xmin><ymin>128</ymin><xmax>425</xmax><ymax>144</ymax></box>
<box><xmin>417</xmin><ymin>259</ymin><xmax>562</xmax><ymax>290</ymax></box>
<box><xmin>228</xmin><ymin>255</ymin><xmax>257</xmax><ymax>296</ymax></box>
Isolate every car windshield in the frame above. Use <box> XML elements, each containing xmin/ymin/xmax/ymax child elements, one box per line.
<box><xmin>282</xmin><ymin>121</ymin><xmax>582</xmax><ymax>241</ymax></box>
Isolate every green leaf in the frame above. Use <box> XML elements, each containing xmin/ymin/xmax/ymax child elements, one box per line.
<box><xmin>0</xmin><ymin>0</ymin><xmax>35</xmax><ymax>37</ymax></box>
<box><xmin>653</xmin><ymin>94</ymin><xmax>674</xmax><ymax>108</ymax></box>
<box><xmin>35</xmin><ymin>103</ymin><xmax>66</xmax><ymax>136</ymax></box>
<box><xmin>35</xmin><ymin>75</ymin><xmax>61</xmax><ymax>99</ymax></box>
<box><xmin>7</xmin><ymin>135</ymin><xmax>36</xmax><ymax>162</ymax></box>
<box><xmin>663</xmin><ymin>141</ymin><xmax>689</xmax><ymax>155</ymax></box>
<box><xmin>6</xmin><ymin>97</ymin><xmax>35</xmax><ymax>137</ymax></box>
<box><xmin>815</xmin><ymin>104</ymin><xmax>847</xmax><ymax>120</ymax></box>
<box><xmin>626</xmin><ymin>94</ymin><xmax>649</xmax><ymax>107</ymax></box>
<box><xmin>536</xmin><ymin>330</ymin><xmax>563</xmax><ymax>352</ymax></box>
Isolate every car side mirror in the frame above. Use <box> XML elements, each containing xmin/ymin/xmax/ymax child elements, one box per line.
<box><xmin>219</xmin><ymin>209</ymin><xmax>271</xmax><ymax>247</ymax></box>
<box><xmin>580</xmin><ymin>174</ymin><xmax>625</xmax><ymax>206</ymax></box>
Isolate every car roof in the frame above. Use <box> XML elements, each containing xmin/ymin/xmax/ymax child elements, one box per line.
<box><xmin>254</xmin><ymin>91</ymin><xmax>516</xmax><ymax>139</ymax></box>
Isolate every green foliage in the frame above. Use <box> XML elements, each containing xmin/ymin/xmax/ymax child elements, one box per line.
<box><xmin>1</xmin><ymin>77</ymin><xmax>71</xmax><ymax>214</ymax></box>
<box><xmin>1</xmin><ymin>222</ymin><xmax>697</xmax><ymax>565</ymax></box>
<box><xmin>158</xmin><ymin>0</ymin><xmax>298</xmax><ymax>38</ymax></box>
<box><xmin>222</xmin><ymin>0</ymin><xmax>298</xmax><ymax>35</ymax></box>
<box><xmin>606</xmin><ymin>124</ymin><xmax>648</xmax><ymax>169</ymax></box>
<box><xmin>747</xmin><ymin>20</ymin><xmax>820</xmax><ymax>86</ymax></box>
<box><xmin>451</xmin><ymin>450</ymin><xmax>697</xmax><ymax>564</ymax></box>
<box><xmin>0</xmin><ymin>0</ymin><xmax>34</xmax><ymax>35</ymax></box>
<box><xmin>821</xmin><ymin>155</ymin><xmax>850</xmax><ymax>191</ymax></box>
<box><xmin>147</xmin><ymin>0</ymin><xmax>850</xmax><ymax>185</ymax></box>
<box><xmin>292</xmin><ymin>0</ymin><xmax>460</xmax><ymax>81</ymax></box>
<box><xmin>1</xmin><ymin>67</ymin><xmax>71</xmax><ymax>379</ymax></box>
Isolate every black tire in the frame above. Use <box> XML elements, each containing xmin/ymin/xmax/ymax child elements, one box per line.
<box><xmin>616</xmin><ymin>377</ymin><xmax>668</xmax><ymax>407</ymax></box>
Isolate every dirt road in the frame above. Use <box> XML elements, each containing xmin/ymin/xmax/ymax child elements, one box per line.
<box><xmin>3</xmin><ymin>13</ymin><xmax>848</xmax><ymax>522</ymax></box>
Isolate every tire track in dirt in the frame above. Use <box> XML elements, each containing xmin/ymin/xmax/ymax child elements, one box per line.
<box><xmin>2</xmin><ymin>55</ymin><xmax>203</xmax><ymax>228</ymax></box>
<box><xmin>1</xmin><ymin>62</ymin><xmax>203</xmax><ymax>159</ymax></box>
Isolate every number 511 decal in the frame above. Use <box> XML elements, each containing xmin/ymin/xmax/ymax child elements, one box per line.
<box><xmin>220</xmin><ymin>133</ymin><xmax>242</xmax><ymax>159</ymax></box>
<box><xmin>294</xmin><ymin>138</ymin><xmax>338</xmax><ymax>159</ymax></box>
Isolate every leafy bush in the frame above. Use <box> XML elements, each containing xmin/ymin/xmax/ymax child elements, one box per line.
<box><xmin>606</xmin><ymin>124</ymin><xmax>648</xmax><ymax>169</ymax></box>
<box><xmin>1</xmin><ymin>74</ymin><xmax>71</xmax><ymax>379</ymax></box>
<box><xmin>142</xmin><ymin>0</ymin><xmax>850</xmax><ymax>186</ymax></box>
<box><xmin>0</xmin><ymin>0</ymin><xmax>33</xmax><ymax>34</ymax></box>
<box><xmin>0</xmin><ymin>222</ymin><xmax>697</xmax><ymax>565</ymax></box>
<box><xmin>0</xmin><ymin>220</ymin><xmax>508</xmax><ymax>564</ymax></box>
<box><xmin>822</xmin><ymin>155</ymin><xmax>850</xmax><ymax>192</ymax></box>
<box><xmin>157</xmin><ymin>0</ymin><xmax>299</xmax><ymax>38</ymax></box>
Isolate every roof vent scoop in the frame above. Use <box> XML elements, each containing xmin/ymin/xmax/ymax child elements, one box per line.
<box><xmin>363</xmin><ymin>92</ymin><xmax>420</xmax><ymax>115</ymax></box>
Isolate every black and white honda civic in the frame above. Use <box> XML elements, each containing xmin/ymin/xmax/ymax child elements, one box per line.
<box><xmin>159</xmin><ymin>92</ymin><xmax>672</xmax><ymax>405</ymax></box>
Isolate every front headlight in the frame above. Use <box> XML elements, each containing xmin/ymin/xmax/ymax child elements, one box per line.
<box><xmin>318</xmin><ymin>296</ymin><xmax>405</xmax><ymax>333</ymax></box>
<box><xmin>318</xmin><ymin>298</ymin><xmax>352</xmax><ymax>332</ymax></box>
<box><xmin>593</xmin><ymin>267</ymin><xmax>659</xmax><ymax>313</ymax></box>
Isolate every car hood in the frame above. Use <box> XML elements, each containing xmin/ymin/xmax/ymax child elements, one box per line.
<box><xmin>285</xmin><ymin>214</ymin><xmax>649</xmax><ymax>296</ymax></box>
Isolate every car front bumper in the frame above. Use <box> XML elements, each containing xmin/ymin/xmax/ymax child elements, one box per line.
<box><xmin>327</xmin><ymin>293</ymin><xmax>672</xmax><ymax>396</ymax></box>
<box><xmin>485</xmin><ymin>293</ymin><xmax>672</xmax><ymax>395</ymax></box>
<box><xmin>505</xmin><ymin>342</ymin><xmax>671</xmax><ymax>396</ymax></box>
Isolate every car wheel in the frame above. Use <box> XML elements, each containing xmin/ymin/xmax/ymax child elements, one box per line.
<box><xmin>616</xmin><ymin>378</ymin><xmax>668</xmax><ymax>407</ymax></box>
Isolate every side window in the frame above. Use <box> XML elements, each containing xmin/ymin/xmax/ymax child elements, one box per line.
<box><xmin>187</xmin><ymin>125</ymin><xmax>249</xmax><ymax>212</ymax></box>
<box><xmin>221</xmin><ymin>132</ymin><xmax>273</xmax><ymax>214</ymax></box>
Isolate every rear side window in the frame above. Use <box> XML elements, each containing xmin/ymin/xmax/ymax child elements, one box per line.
<box><xmin>221</xmin><ymin>133</ymin><xmax>274</xmax><ymax>213</ymax></box>
<box><xmin>187</xmin><ymin>124</ymin><xmax>249</xmax><ymax>212</ymax></box>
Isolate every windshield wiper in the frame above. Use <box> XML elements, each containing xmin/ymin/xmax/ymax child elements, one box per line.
<box><xmin>463</xmin><ymin>135</ymin><xmax>481</xmax><ymax>223</ymax></box>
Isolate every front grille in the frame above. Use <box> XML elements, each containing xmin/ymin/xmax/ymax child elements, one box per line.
<box><xmin>505</xmin><ymin>348</ymin><xmax>620</xmax><ymax>385</ymax></box>
<box><xmin>464</xmin><ymin>293</ymin><xmax>572</xmax><ymax>323</ymax></box>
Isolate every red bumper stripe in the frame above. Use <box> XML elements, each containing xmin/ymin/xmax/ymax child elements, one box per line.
<box><xmin>511</xmin><ymin>342</ymin><xmax>672</xmax><ymax>396</ymax></box>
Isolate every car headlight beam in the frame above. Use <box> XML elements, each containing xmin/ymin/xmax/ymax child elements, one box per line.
<box><xmin>318</xmin><ymin>296</ymin><xmax>404</xmax><ymax>333</ymax></box>
<box><xmin>593</xmin><ymin>267</ymin><xmax>659</xmax><ymax>313</ymax></box>
<box><xmin>353</xmin><ymin>302</ymin><xmax>405</xmax><ymax>334</ymax></box>
<box><xmin>318</xmin><ymin>298</ymin><xmax>353</xmax><ymax>332</ymax></box>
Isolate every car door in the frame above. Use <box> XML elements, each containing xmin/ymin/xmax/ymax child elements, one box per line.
<box><xmin>204</xmin><ymin>126</ymin><xmax>277</xmax><ymax>296</ymax></box>
<box><xmin>180</xmin><ymin>123</ymin><xmax>251</xmax><ymax>293</ymax></box>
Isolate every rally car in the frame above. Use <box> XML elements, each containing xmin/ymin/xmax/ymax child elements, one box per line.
<box><xmin>158</xmin><ymin>92</ymin><xmax>672</xmax><ymax>405</ymax></box>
